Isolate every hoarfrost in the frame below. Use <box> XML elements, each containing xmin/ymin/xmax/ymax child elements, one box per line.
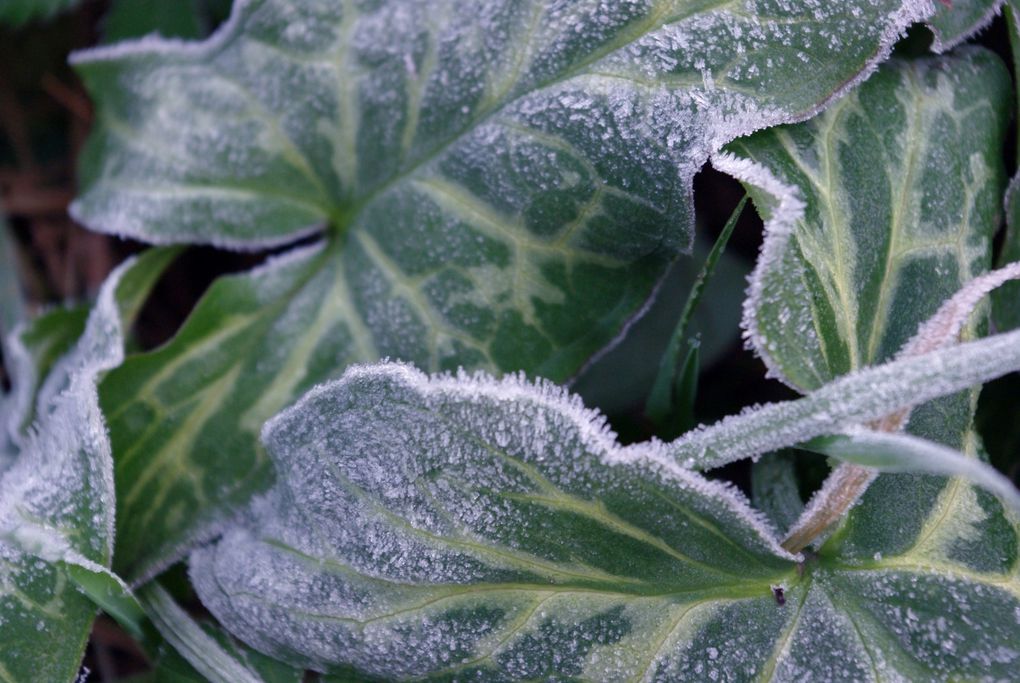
<box><xmin>0</xmin><ymin>257</ymin><xmax>137</xmax><ymax>678</ymax></box>
<box><xmin>70</xmin><ymin>0</ymin><xmax>946</xmax><ymax>581</ymax></box>
<box><xmin>190</xmin><ymin>361</ymin><xmax>798</xmax><ymax>677</ymax></box>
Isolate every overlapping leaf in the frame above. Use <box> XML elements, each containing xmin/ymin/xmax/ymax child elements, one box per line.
<box><xmin>728</xmin><ymin>49</ymin><xmax>1008</xmax><ymax>391</ymax></box>
<box><xmin>71</xmin><ymin>0</ymin><xmax>941</xmax><ymax>580</ymax></box>
<box><xmin>719</xmin><ymin>49</ymin><xmax>1020</xmax><ymax>680</ymax></box>
<box><xmin>725</xmin><ymin>46</ymin><xmax>1011</xmax><ymax>544</ymax></box>
<box><xmin>0</xmin><ymin>248</ymin><xmax>174</xmax><ymax>682</ymax></box>
<box><xmin>191</xmin><ymin>362</ymin><xmax>799</xmax><ymax>679</ymax></box>
<box><xmin>190</xmin><ymin>353</ymin><xmax>1020</xmax><ymax>680</ymax></box>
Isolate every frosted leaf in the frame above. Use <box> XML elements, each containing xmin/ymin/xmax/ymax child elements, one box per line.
<box><xmin>722</xmin><ymin>49</ymin><xmax>1014</xmax><ymax>554</ymax></box>
<box><xmin>901</xmin><ymin>260</ymin><xmax>1020</xmax><ymax>357</ymax></box>
<box><xmin>804</xmin><ymin>429</ymin><xmax>1020</xmax><ymax>513</ymax></box>
<box><xmin>0</xmin><ymin>249</ymin><xmax>173</xmax><ymax>681</ymax></box>
<box><xmin>193</xmin><ymin>361</ymin><xmax>1020</xmax><ymax>680</ymax></box>
<box><xmin>725</xmin><ymin>50</ymin><xmax>1009</xmax><ymax>392</ymax></box>
<box><xmin>138</xmin><ymin>584</ymin><xmax>271</xmax><ymax>683</ymax></box>
<box><xmin>77</xmin><ymin>0</ymin><xmax>939</xmax><ymax>581</ymax></box>
<box><xmin>191</xmin><ymin>361</ymin><xmax>798</xmax><ymax>678</ymax></box>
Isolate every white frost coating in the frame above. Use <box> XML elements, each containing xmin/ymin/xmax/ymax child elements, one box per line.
<box><xmin>68</xmin><ymin>0</ymin><xmax>936</xmax><ymax>251</ymax></box>
<box><xmin>264</xmin><ymin>360</ymin><xmax>795</xmax><ymax>562</ymax></box>
<box><xmin>192</xmin><ymin>360</ymin><xmax>801</xmax><ymax>677</ymax></box>
<box><xmin>0</xmin><ymin>256</ymin><xmax>135</xmax><ymax>658</ymax></box>
<box><xmin>710</xmin><ymin>151</ymin><xmax>807</xmax><ymax>388</ymax></box>
<box><xmin>900</xmin><ymin>261</ymin><xmax>1020</xmax><ymax>357</ymax></box>
<box><xmin>666</xmin><ymin>326</ymin><xmax>1020</xmax><ymax>471</ymax></box>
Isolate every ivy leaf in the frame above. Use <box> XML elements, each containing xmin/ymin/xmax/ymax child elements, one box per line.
<box><xmin>191</xmin><ymin>361</ymin><xmax>1020</xmax><ymax>680</ymax></box>
<box><xmin>73</xmin><ymin>0</ymin><xmax>938</xmax><ymax>580</ymax></box>
<box><xmin>0</xmin><ymin>248</ymin><xmax>174</xmax><ymax>682</ymax></box>
<box><xmin>713</xmin><ymin>49</ymin><xmax>1020</xmax><ymax>680</ymax></box>
<box><xmin>727</xmin><ymin>49</ymin><xmax>1008</xmax><ymax>392</ymax></box>
<box><xmin>722</xmin><ymin>48</ymin><xmax>1010</xmax><ymax>545</ymax></box>
<box><xmin>191</xmin><ymin>362</ymin><xmax>798</xmax><ymax>679</ymax></box>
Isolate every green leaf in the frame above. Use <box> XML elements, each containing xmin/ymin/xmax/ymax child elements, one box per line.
<box><xmin>3</xmin><ymin>306</ymin><xmax>88</xmax><ymax>442</ymax></box>
<box><xmin>0</xmin><ymin>0</ymin><xmax>78</xmax><ymax>26</ymax></box>
<box><xmin>721</xmin><ymin>49</ymin><xmax>1012</xmax><ymax>555</ymax></box>
<box><xmin>926</xmin><ymin>0</ymin><xmax>1003</xmax><ymax>52</ymax></box>
<box><xmin>716</xmin><ymin>49</ymin><xmax>1019</xmax><ymax>680</ymax></box>
<box><xmin>751</xmin><ymin>451</ymin><xmax>805</xmax><ymax>533</ymax></box>
<box><xmin>190</xmin><ymin>362</ymin><xmax>798</xmax><ymax>678</ymax></box>
<box><xmin>646</xmin><ymin>195</ymin><xmax>746</xmax><ymax>431</ymax></box>
<box><xmin>572</xmin><ymin>234</ymin><xmax>747</xmax><ymax>420</ymax></box>
<box><xmin>61</xmin><ymin>561</ymin><xmax>148</xmax><ymax>641</ymax></box>
<box><xmin>191</xmin><ymin>362</ymin><xmax>1020</xmax><ymax>679</ymax></box>
<box><xmin>103</xmin><ymin>0</ymin><xmax>205</xmax><ymax>42</ymax></box>
<box><xmin>144</xmin><ymin>617</ymin><xmax>304</xmax><ymax>683</ymax></box>
<box><xmin>0</xmin><ymin>250</ymin><xmax>171</xmax><ymax>682</ymax></box>
<box><xmin>76</xmin><ymin>0</ymin><xmax>938</xmax><ymax>580</ymax></box>
<box><xmin>666</xmin><ymin>325</ymin><xmax>1020</xmax><ymax>470</ymax></box>
<box><xmin>726</xmin><ymin>49</ymin><xmax>1009</xmax><ymax>391</ymax></box>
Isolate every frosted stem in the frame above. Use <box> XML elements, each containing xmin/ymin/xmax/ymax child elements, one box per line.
<box><xmin>782</xmin><ymin>463</ymin><xmax>876</xmax><ymax>554</ymax></box>
<box><xmin>781</xmin><ymin>261</ymin><xmax>1020</xmax><ymax>553</ymax></box>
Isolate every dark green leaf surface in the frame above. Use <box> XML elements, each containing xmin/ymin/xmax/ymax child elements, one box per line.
<box><xmin>717</xmin><ymin>49</ymin><xmax>1020</xmax><ymax>681</ymax></box>
<box><xmin>103</xmin><ymin>0</ymin><xmax>205</xmax><ymax>42</ymax></box>
<box><xmin>0</xmin><ymin>216</ymin><xmax>26</xmax><ymax>338</ymax></box>
<box><xmin>191</xmin><ymin>362</ymin><xmax>1020</xmax><ymax>680</ymax></box>
<box><xmin>728</xmin><ymin>49</ymin><xmax>1008</xmax><ymax>391</ymax></box>
<box><xmin>76</xmin><ymin>0</ymin><xmax>939</xmax><ymax>580</ymax></box>
<box><xmin>0</xmin><ymin>249</ymin><xmax>173</xmax><ymax>682</ymax></box>
<box><xmin>573</xmin><ymin>234</ymin><xmax>747</xmax><ymax>418</ymax></box>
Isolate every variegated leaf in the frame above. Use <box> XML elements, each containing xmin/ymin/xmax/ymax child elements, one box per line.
<box><xmin>191</xmin><ymin>361</ymin><xmax>1020</xmax><ymax>680</ymax></box>
<box><xmin>74</xmin><ymin>0</ymin><xmax>939</xmax><ymax>580</ymax></box>
<box><xmin>0</xmin><ymin>248</ymin><xmax>175</xmax><ymax>682</ymax></box>
<box><xmin>717</xmin><ymin>49</ymin><xmax>1019</xmax><ymax>681</ymax></box>
<box><xmin>727</xmin><ymin>49</ymin><xmax>1008</xmax><ymax>392</ymax></box>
